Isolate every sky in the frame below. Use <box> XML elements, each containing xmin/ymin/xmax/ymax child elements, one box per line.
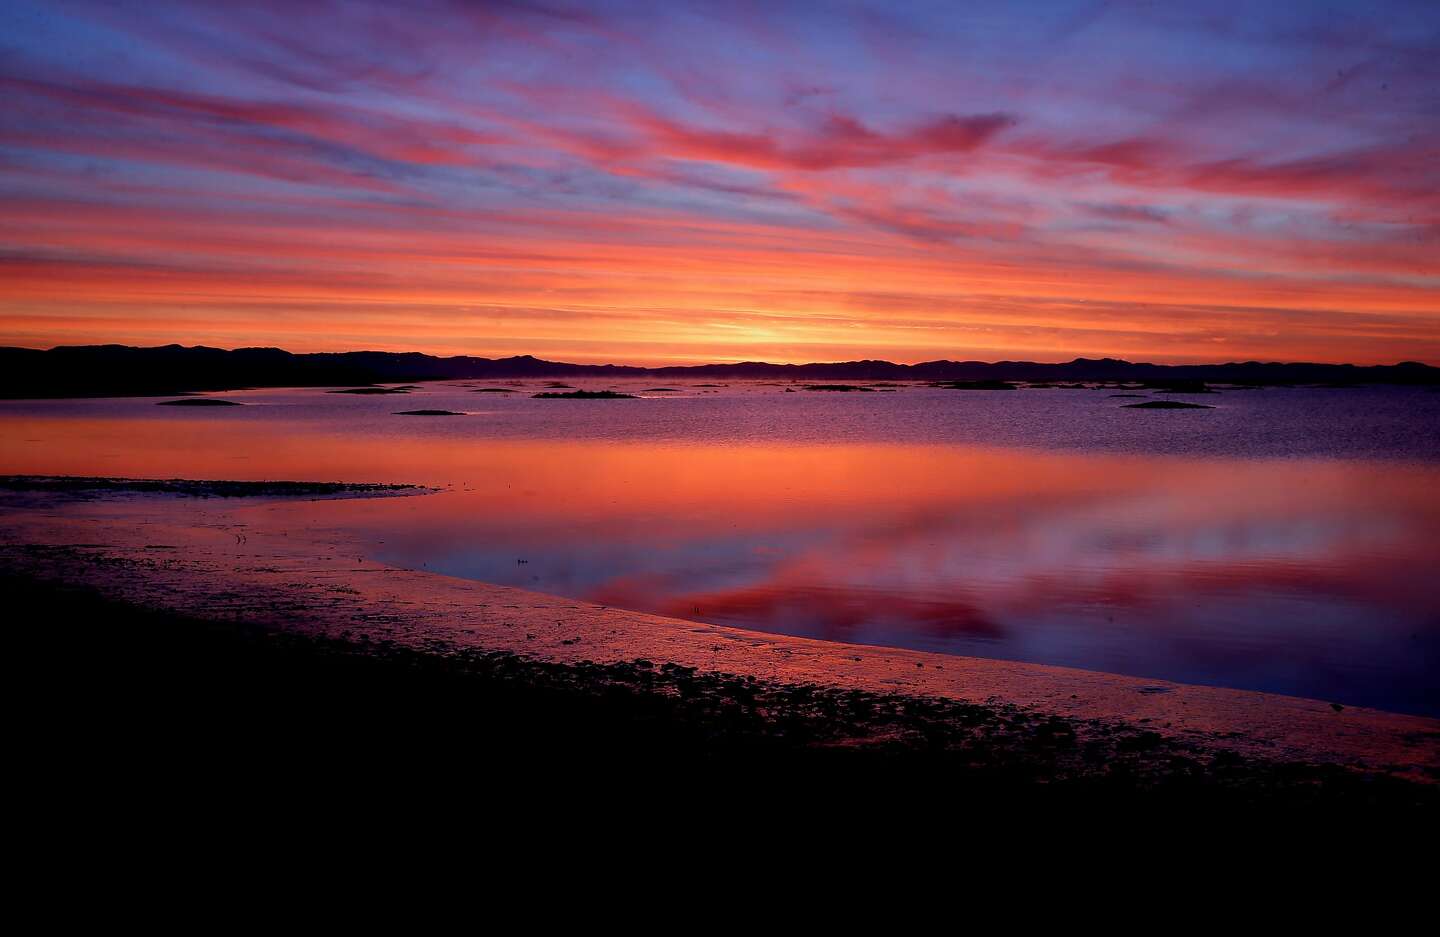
<box><xmin>1</xmin><ymin>0</ymin><xmax>1437</xmax><ymax>365</ymax></box>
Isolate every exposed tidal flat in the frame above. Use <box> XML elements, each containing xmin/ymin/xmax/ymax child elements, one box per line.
<box><xmin>0</xmin><ymin>474</ymin><xmax>424</xmax><ymax>498</ymax></box>
<box><xmin>2</xmin><ymin>381</ymin><xmax>1439</xmax><ymax>801</ymax></box>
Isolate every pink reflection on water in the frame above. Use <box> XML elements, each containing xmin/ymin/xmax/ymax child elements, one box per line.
<box><xmin>230</xmin><ymin>440</ymin><xmax>1440</xmax><ymax>711</ymax></box>
<box><xmin>3</xmin><ymin>406</ymin><xmax>1438</xmax><ymax>711</ymax></box>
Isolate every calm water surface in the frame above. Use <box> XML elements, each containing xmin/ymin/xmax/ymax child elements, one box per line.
<box><xmin>3</xmin><ymin>380</ymin><xmax>1438</xmax><ymax>714</ymax></box>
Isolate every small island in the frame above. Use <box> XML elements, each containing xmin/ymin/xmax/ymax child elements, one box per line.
<box><xmin>156</xmin><ymin>397</ymin><xmax>242</xmax><ymax>406</ymax></box>
<box><xmin>394</xmin><ymin>409</ymin><xmax>465</xmax><ymax>416</ymax></box>
<box><xmin>933</xmin><ymin>380</ymin><xmax>1019</xmax><ymax>390</ymax></box>
<box><xmin>1122</xmin><ymin>400</ymin><xmax>1215</xmax><ymax>409</ymax></box>
<box><xmin>532</xmin><ymin>390</ymin><xmax>637</xmax><ymax>399</ymax></box>
<box><xmin>328</xmin><ymin>387</ymin><xmax>410</xmax><ymax>395</ymax></box>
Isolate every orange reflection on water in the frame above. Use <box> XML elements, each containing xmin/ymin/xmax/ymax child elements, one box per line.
<box><xmin>4</xmin><ymin>410</ymin><xmax>1439</xmax><ymax>712</ymax></box>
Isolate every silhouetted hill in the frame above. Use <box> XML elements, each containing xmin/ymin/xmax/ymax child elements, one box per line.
<box><xmin>0</xmin><ymin>344</ymin><xmax>1434</xmax><ymax>398</ymax></box>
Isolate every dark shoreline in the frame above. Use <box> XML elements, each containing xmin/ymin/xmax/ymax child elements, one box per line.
<box><xmin>0</xmin><ymin>475</ymin><xmax>425</xmax><ymax>498</ymax></box>
<box><xmin>2</xmin><ymin>343</ymin><xmax>1434</xmax><ymax>398</ymax></box>
<box><xmin>9</xmin><ymin>571</ymin><xmax>1434</xmax><ymax>809</ymax></box>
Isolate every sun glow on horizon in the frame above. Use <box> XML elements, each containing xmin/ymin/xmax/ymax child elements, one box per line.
<box><xmin>0</xmin><ymin>0</ymin><xmax>1436</xmax><ymax>364</ymax></box>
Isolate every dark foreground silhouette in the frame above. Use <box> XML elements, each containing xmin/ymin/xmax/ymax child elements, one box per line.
<box><xmin>7</xmin><ymin>572</ymin><xmax>1433</xmax><ymax>816</ymax></box>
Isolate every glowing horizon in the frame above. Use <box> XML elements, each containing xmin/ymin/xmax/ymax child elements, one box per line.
<box><xmin>1</xmin><ymin>1</ymin><xmax>1437</xmax><ymax>366</ymax></box>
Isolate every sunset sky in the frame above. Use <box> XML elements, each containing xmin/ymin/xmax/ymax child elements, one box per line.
<box><xmin>1</xmin><ymin>0</ymin><xmax>1436</xmax><ymax>364</ymax></box>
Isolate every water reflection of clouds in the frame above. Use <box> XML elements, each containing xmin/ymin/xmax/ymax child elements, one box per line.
<box><xmin>8</xmin><ymin>404</ymin><xmax>1438</xmax><ymax>710</ymax></box>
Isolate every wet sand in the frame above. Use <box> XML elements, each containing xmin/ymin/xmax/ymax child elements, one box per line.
<box><xmin>3</xmin><ymin>479</ymin><xmax>1437</xmax><ymax>807</ymax></box>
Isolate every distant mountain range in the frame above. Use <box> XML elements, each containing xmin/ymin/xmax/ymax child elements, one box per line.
<box><xmin>0</xmin><ymin>343</ymin><xmax>1435</xmax><ymax>398</ymax></box>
